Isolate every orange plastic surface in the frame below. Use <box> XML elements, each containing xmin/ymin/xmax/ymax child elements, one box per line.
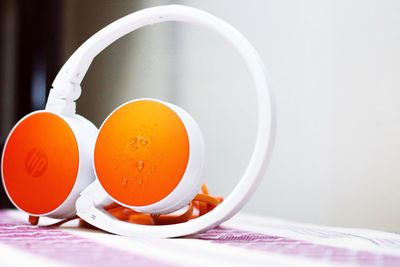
<box><xmin>94</xmin><ymin>100</ymin><xmax>190</xmax><ymax>207</ymax></box>
<box><xmin>2</xmin><ymin>112</ymin><xmax>79</xmax><ymax>214</ymax></box>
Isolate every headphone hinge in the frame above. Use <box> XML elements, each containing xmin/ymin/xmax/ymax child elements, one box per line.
<box><xmin>45</xmin><ymin>89</ymin><xmax>77</xmax><ymax>116</ymax></box>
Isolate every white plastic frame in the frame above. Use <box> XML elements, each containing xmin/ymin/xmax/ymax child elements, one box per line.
<box><xmin>51</xmin><ymin>5</ymin><xmax>275</xmax><ymax>237</ymax></box>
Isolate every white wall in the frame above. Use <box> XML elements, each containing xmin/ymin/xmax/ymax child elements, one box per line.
<box><xmin>177</xmin><ymin>0</ymin><xmax>400</xmax><ymax>232</ymax></box>
<box><xmin>65</xmin><ymin>0</ymin><xmax>400</xmax><ymax>232</ymax></box>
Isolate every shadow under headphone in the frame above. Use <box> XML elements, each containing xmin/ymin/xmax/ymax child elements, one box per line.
<box><xmin>1</xmin><ymin>5</ymin><xmax>275</xmax><ymax>238</ymax></box>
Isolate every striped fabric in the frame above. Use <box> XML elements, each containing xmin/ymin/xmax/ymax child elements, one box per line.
<box><xmin>2</xmin><ymin>210</ymin><xmax>400</xmax><ymax>267</ymax></box>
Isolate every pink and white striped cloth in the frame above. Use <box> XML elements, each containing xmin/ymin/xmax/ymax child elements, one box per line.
<box><xmin>2</xmin><ymin>210</ymin><xmax>400</xmax><ymax>267</ymax></box>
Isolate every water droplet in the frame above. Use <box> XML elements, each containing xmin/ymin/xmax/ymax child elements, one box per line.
<box><xmin>137</xmin><ymin>160</ymin><xmax>144</xmax><ymax>171</ymax></box>
<box><xmin>122</xmin><ymin>178</ymin><xmax>128</xmax><ymax>186</ymax></box>
<box><xmin>140</xmin><ymin>138</ymin><xmax>148</xmax><ymax>145</ymax></box>
<box><xmin>129</xmin><ymin>137</ymin><xmax>137</xmax><ymax>145</ymax></box>
<box><xmin>131</xmin><ymin>146</ymin><xmax>137</xmax><ymax>151</ymax></box>
<box><xmin>138</xmin><ymin>178</ymin><xmax>142</xmax><ymax>185</ymax></box>
<box><xmin>151</xmin><ymin>167</ymin><xmax>156</xmax><ymax>173</ymax></box>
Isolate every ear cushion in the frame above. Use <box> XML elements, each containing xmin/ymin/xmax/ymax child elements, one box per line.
<box><xmin>1</xmin><ymin>111</ymin><xmax>97</xmax><ymax>218</ymax></box>
<box><xmin>94</xmin><ymin>99</ymin><xmax>205</xmax><ymax>214</ymax></box>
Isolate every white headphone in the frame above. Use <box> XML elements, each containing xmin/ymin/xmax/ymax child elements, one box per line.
<box><xmin>1</xmin><ymin>5</ymin><xmax>275</xmax><ymax>237</ymax></box>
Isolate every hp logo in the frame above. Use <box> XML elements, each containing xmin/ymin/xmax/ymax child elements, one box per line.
<box><xmin>25</xmin><ymin>148</ymin><xmax>48</xmax><ymax>177</ymax></box>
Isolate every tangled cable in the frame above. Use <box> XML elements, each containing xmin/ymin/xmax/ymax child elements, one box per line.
<box><xmin>28</xmin><ymin>184</ymin><xmax>223</xmax><ymax>227</ymax></box>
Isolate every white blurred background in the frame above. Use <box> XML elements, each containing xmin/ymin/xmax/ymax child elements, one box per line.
<box><xmin>7</xmin><ymin>0</ymin><xmax>400</xmax><ymax>232</ymax></box>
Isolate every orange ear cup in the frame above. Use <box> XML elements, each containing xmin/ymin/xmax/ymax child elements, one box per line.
<box><xmin>2</xmin><ymin>112</ymin><xmax>79</xmax><ymax>215</ymax></box>
<box><xmin>94</xmin><ymin>100</ymin><xmax>190</xmax><ymax>207</ymax></box>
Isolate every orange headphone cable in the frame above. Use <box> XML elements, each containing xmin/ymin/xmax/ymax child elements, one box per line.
<box><xmin>28</xmin><ymin>183</ymin><xmax>223</xmax><ymax>227</ymax></box>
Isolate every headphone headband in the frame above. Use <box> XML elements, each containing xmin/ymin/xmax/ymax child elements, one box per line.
<box><xmin>46</xmin><ymin>5</ymin><xmax>275</xmax><ymax>237</ymax></box>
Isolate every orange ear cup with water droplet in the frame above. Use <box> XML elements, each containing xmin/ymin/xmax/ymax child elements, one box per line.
<box><xmin>94</xmin><ymin>99</ymin><xmax>205</xmax><ymax>214</ymax></box>
<box><xmin>1</xmin><ymin>111</ymin><xmax>98</xmax><ymax>218</ymax></box>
